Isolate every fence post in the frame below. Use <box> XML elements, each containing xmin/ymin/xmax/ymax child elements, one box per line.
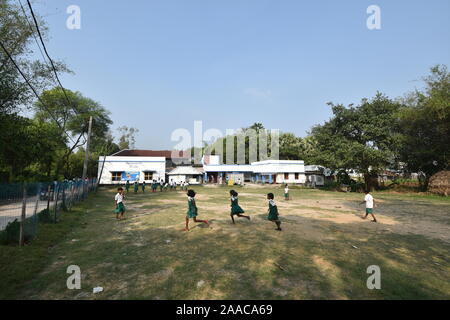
<box><xmin>19</xmin><ymin>184</ymin><xmax>27</xmax><ymax>246</ymax></box>
<box><xmin>62</xmin><ymin>182</ymin><xmax>66</xmax><ymax>211</ymax></box>
<box><xmin>33</xmin><ymin>183</ymin><xmax>40</xmax><ymax>237</ymax></box>
<box><xmin>54</xmin><ymin>183</ymin><xmax>60</xmax><ymax>223</ymax></box>
<box><xmin>46</xmin><ymin>184</ymin><xmax>51</xmax><ymax>212</ymax></box>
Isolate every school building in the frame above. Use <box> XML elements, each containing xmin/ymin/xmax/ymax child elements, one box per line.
<box><xmin>97</xmin><ymin>149</ymin><xmax>189</xmax><ymax>185</ymax></box>
<box><xmin>98</xmin><ymin>150</ymin><xmax>311</xmax><ymax>186</ymax></box>
<box><xmin>202</xmin><ymin>155</ymin><xmax>306</xmax><ymax>184</ymax></box>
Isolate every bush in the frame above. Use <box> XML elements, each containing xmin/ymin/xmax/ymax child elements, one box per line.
<box><xmin>0</xmin><ymin>219</ymin><xmax>31</xmax><ymax>245</ymax></box>
<box><xmin>38</xmin><ymin>209</ymin><xmax>53</xmax><ymax>223</ymax></box>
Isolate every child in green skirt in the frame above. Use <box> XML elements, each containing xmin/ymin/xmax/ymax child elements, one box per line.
<box><xmin>125</xmin><ymin>180</ymin><xmax>130</xmax><ymax>193</ymax></box>
<box><xmin>267</xmin><ymin>193</ymin><xmax>282</xmax><ymax>231</ymax></box>
<box><xmin>284</xmin><ymin>184</ymin><xmax>289</xmax><ymax>200</ymax></box>
<box><xmin>184</xmin><ymin>189</ymin><xmax>209</xmax><ymax>231</ymax></box>
<box><xmin>229</xmin><ymin>190</ymin><xmax>250</xmax><ymax>224</ymax></box>
<box><xmin>134</xmin><ymin>181</ymin><xmax>139</xmax><ymax>193</ymax></box>
<box><xmin>142</xmin><ymin>181</ymin><xmax>146</xmax><ymax>193</ymax></box>
<box><xmin>114</xmin><ymin>187</ymin><xmax>126</xmax><ymax>220</ymax></box>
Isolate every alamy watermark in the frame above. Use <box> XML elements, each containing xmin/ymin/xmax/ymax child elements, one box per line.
<box><xmin>367</xmin><ymin>5</ymin><xmax>381</xmax><ymax>30</ymax></box>
<box><xmin>366</xmin><ymin>265</ymin><xmax>381</xmax><ymax>290</ymax></box>
<box><xmin>66</xmin><ymin>5</ymin><xmax>81</xmax><ymax>30</ymax></box>
<box><xmin>66</xmin><ymin>265</ymin><xmax>81</xmax><ymax>289</ymax></box>
<box><xmin>170</xmin><ymin>121</ymin><xmax>280</xmax><ymax>165</ymax></box>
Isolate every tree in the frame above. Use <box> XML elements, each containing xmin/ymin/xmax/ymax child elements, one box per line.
<box><xmin>33</xmin><ymin>88</ymin><xmax>113</xmax><ymax>178</ymax></box>
<box><xmin>397</xmin><ymin>65</ymin><xmax>450</xmax><ymax>189</ymax></box>
<box><xmin>0</xmin><ymin>0</ymin><xmax>71</xmax><ymax>115</ymax></box>
<box><xmin>311</xmin><ymin>93</ymin><xmax>402</xmax><ymax>190</ymax></box>
<box><xmin>118</xmin><ymin>126</ymin><xmax>139</xmax><ymax>150</ymax></box>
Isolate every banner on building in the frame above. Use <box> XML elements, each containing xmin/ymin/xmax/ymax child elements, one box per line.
<box><xmin>121</xmin><ymin>172</ymin><xmax>140</xmax><ymax>182</ymax></box>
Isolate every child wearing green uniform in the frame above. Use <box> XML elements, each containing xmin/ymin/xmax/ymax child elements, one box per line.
<box><xmin>184</xmin><ymin>189</ymin><xmax>209</xmax><ymax>231</ymax></box>
<box><xmin>151</xmin><ymin>180</ymin><xmax>157</xmax><ymax>192</ymax></box>
<box><xmin>134</xmin><ymin>181</ymin><xmax>139</xmax><ymax>193</ymax></box>
<box><xmin>125</xmin><ymin>180</ymin><xmax>130</xmax><ymax>193</ymax></box>
<box><xmin>142</xmin><ymin>181</ymin><xmax>146</xmax><ymax>193</ymax></box>
<box><xmin>114</xmin><ymin>187</ymin><xmax>126</xmax><ymax>220</ymax></box>
<box><xmin>159</xmin><ymin>179</ymin><xmax>164</xmax><ymax>192</ymax></box>
<box><xmin>284</xmin><ymin>184</ymin><xmax>289</xmax><ymax>200</ymax></box>
<box><xmin>229</xmin><ymin>190</ymin><xmax>250</xmax><ymax>224</ymax></box>
<box><xmin>267</xmin><ymin>193</ymin><xmax>282</xmax><ymax>231</ymax></box>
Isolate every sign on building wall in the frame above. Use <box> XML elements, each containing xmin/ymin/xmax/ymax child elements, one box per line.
<box><xmin>122</xmin><ymin>172</ymin><xmax>140</xmax><ymax>182</ymax></box>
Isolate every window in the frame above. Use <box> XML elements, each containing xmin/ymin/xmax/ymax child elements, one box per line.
<box><xmin>111</xmin><ymin>172</ymin><xmax>123</xmax><ymax>182</ymax></box>
<box><xmin>284</xmin><ymin>173</ymin><xmax>289</xmax><ymax>180</ymax></box>
<box><xmin>144</xmin><ymin>172</ymin><xmax>153</xmax><ymax>181</ymax></box>
<box><xmin>295</xmin><ymin>173</ymin><xmax>299</xmax><ymax>180</ymax></box>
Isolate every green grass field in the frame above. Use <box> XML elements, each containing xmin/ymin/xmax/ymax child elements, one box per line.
<box><xmin>1</xmin><ymin>185</ymin><xmax>449</xmax><ymax>300</ymax></box>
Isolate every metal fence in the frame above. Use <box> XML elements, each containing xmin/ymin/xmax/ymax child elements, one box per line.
<box><xmin>0</xmin><ymin>178</ymin><xmax>97</xmax><ymax>245</ymax></box>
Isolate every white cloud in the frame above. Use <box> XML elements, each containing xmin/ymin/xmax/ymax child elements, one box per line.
<box><xmin>243</xmin><ymin>88</ymin><xmax>272</xmax><ymax>99</ymax></box>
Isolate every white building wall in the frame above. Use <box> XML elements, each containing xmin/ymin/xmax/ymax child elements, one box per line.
<box><xmin>276</xmin><ymin>173</ymin><xmax>307</xmax><ymax>184</ymax></box>
<box><xmin>97</xmin><ymin>156</ymin><xmax>166</xmax><ymax>185</ymax></box>
<box><xmin>169</xmin><ymin>175</ymin><xmax>202</xmax><ymax>185</ymax></box>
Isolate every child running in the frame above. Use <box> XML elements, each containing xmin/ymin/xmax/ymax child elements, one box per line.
<box><xmin>284</xmin><ymin>184</ymin><xmax>290</xmax><ymax>200</ymax></box>
<box><xmin>184</xmin><ymin>189</ymin><xmax>209</xmax><ymax>231</ymax></box>
<box><xmin>125</xmin><ymin>180</ymin><xmax>130</xmax><ymax>193</ymax></box>
<box><xmin>360</xmin><ymin>190</ymin><xmax>377</xmax><ymax>222</ymax></box>
<box><xmin>229</xmin><ymin>190</ymin><xmax>250</xmax><ymax>224</ymax></box>
<box><xmin>114</xmin><ymin>187</ymin><xmax>126</xmax><ymax>220</ymax></box>
<box><xmin>266</xmin><ymin>193</ymin><xmax>282</xmax><ymax>231</ymax></box>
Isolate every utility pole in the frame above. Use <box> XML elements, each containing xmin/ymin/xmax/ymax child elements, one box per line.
<box><xmin>82</xmin><ymin>116</ymin><xmax>93</xmax><ymax>181</ymax></box>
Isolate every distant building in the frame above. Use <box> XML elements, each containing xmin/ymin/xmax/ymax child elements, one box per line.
<box><xmin>97</xmin><ymin>149</ymin><xmax>189</xmax><ymax>185</ymax></box>
<box><xmin>202</xmin><ymin>155</ymin><xmax>306</xmax><ymax>184</ymax></box>
<box><xmin>167</xmin><ymin>166</ymin><xmax>204</xmax><ymax>185</ymax></box>
<box><xmin>304</xmin><ymin>165</ymin><xmax>326</xmax><ymax>187</ymax></box>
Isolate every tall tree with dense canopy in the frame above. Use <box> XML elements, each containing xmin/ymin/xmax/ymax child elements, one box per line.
<box><xmin>397</xmin><ymin>65</ymin><xmax>450</xmax><ymax>189</ymax></box>
<box><xmin>311</xmin><ymin>93</ymin><xmax>402</xmax><ymax>190</ymax></box>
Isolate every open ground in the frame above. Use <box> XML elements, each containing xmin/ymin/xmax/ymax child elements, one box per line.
<box><xmin>1</xmin><ymin>185</ymin><xmax>449</xmax><ymax>300</ymax></box>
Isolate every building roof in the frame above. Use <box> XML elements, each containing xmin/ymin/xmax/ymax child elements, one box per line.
<box><xmin>168</xmin><ymin>166</ymin><xmax>203</xmax><ymax>175</ymax></box>
<box><xmin>111</xmin><ymin>149</ymin><xmax>189</xmax><ymax>159</ymax></box>
<box><xmin>203</xmin><ymin>164</ymin><xmax>254</xmax><ymax>173</ymax></box>
<box><xmin>305</xmin><ymin>165</ymin><xmax>325</xmax><ymax>173</ymax></box>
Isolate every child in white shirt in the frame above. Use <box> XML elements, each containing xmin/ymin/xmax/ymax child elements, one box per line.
<box><xmin>114</xmin><ymin>187</ymin><xmax>126</xmax><ymax>220</ymax></box>
<box><xmin>360</xmin><ymin>190</ymin><xmax>377</xmax><ymax>222</ymax></box>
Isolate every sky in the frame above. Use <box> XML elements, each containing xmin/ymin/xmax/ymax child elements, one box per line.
<box><xmin>28</xmin><ymin>0</ymin><xmax>450</xmax><ymax>149</ymax></box>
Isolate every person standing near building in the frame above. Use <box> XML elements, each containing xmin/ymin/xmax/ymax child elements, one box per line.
<box><xmin>125</xmin><ymin>180</ymin><xmax>130</xmax><ymax>193</ymax></box>
<box><xmin>284</xmin><ymin>184</ymin><xmax>290</xmax><ymax>201</ymax></box>
<box><xmin>134</xmin><ymin>181</ymin><xmax>139</xmax><ymax>193</ymax></box>
<box><xmin>114</xmin><ymin>187</ymin><xmax>126</xmax><ymax>220</ymax></box>
<box><xmin>142</xmin><ymin>181</ymin><xmax>146</xmax><ymax>193</ymax></box>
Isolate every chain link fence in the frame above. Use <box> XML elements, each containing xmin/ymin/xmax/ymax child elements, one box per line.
<box><xmin>0</xmin><ymin>178</ymin><xmax>97</xmax><ymax>246</ymax></box>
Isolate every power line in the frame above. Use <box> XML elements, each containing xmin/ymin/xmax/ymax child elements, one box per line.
<box><xmin>25</xmin><ymin>0</ymin><xmax>81</xmax><ymax>117</ymax></box>
<box><xmin>17</xmin><ymin>0</ymin><xmax>53</xmax><ymax>73</ymax></box>
<box><xmin>0</xmin><ymin>40</ymin><xmax>76</xmax><ymax>144</ymax></box>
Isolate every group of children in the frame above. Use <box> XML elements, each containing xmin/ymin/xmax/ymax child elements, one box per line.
<box><xmin>125</xmin><ymin>179</ymin><xmax>190</xmax><ymax>194</ymax></box>
<box><xmin>114</xmin><ymin>185</ymin><xmax>378</xmax><ymax>229</ymax></box>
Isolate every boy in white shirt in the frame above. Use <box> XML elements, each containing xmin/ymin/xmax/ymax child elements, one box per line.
<box><xmin>360</xmin><ymin>190</ymin><xmax>377</xmax><ymax>222</ymax></box>
<box><xmin>284</xmin><ymin>184</ymin><xmax>290</xmax><ymax>201</ymax></box>
<box><xmin>114</xmin><ymin>187</ymin><xmax>126</xmax><ymax>220</ymax></box>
